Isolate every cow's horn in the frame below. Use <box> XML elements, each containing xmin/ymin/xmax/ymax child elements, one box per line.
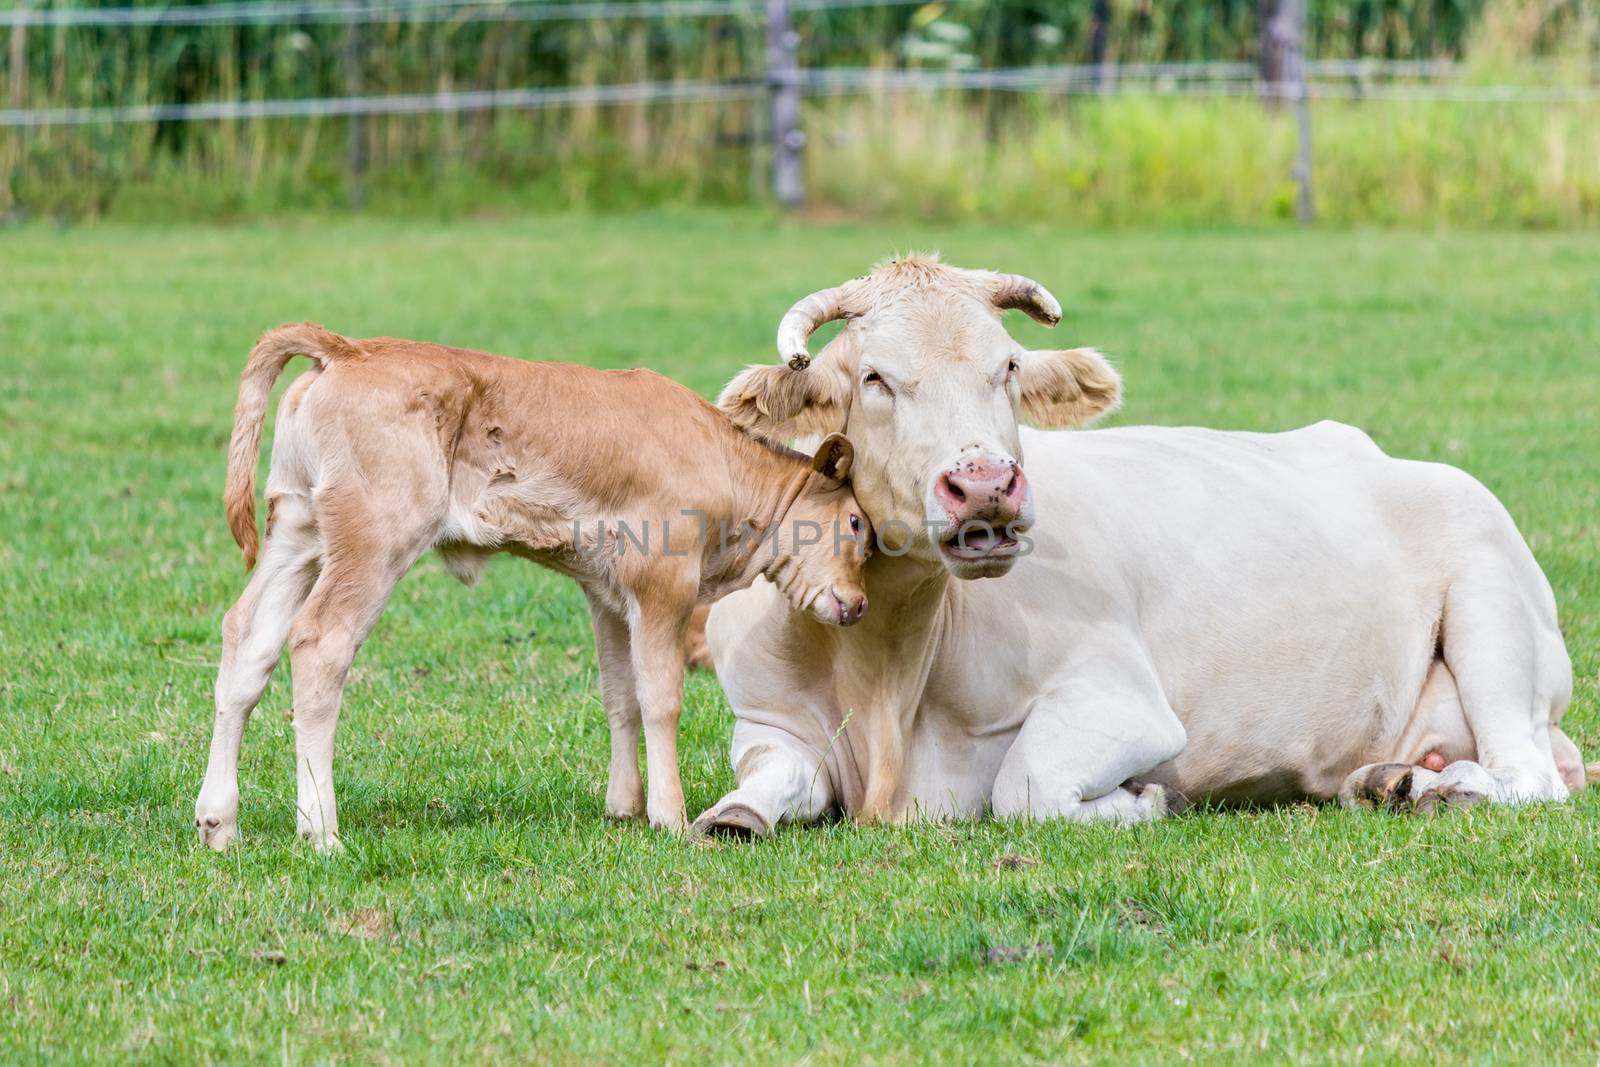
<box><xmin>989</xmin><ymin>273</ymin><xmax>1062</xmax><ymax>327</ymax></box>
<box><xmin>776</xmin><ymin>285</ymin><xmax>849</xmax><ymax>370</ymax></box>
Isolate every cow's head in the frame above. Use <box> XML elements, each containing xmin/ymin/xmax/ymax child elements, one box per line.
<box><xmin>720</xmin><ymin>256</ymin><xmax>1120</xmax><ymax>579</ymax></box>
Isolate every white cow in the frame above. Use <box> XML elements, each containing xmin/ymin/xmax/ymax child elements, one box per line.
<box><xmin>691</xmin><ymin>255</ymin><xmax>1585</xmax><ymax>835</ymax></box>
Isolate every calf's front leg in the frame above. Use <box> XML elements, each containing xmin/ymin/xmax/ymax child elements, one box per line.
<box><xmin>627</xmin><ymin>598</ymin><xmax>694</xmax><ymax>832</ymax></box>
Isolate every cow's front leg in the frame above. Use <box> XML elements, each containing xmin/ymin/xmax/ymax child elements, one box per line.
<box><xmin>991</xmin><ymin>656</ymin><xmax>1187</xmax><ymax>824</ymax></box>
<box><xmin>691</xmin><ymin>722</ymin><xmax>834</xmax><ymax>839</ymax></box>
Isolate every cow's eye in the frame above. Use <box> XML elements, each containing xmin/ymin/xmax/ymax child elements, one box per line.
<box><xmin>848</xmin><ymin>514</ymin><xmax>862</xmax><ymax>534</ymax></box>
<box><xmin>862</xmin><ymin>369</ymin><xmax>892</xmax><ymax>395</ymax></box>
<box><xmin>1006</xmin><ymin>359</ymin><xmax>1020</xmax><ymax>379</ymax></box>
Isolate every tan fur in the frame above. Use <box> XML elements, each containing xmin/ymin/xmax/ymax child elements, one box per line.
<box><xmin>719</xmin><ymin>361</ymin><xmax>850</xmax><ymax>438</ymax></box>
<box><xmin>195</xmin><ymin>325</ymin><xmax>871</xmax><ymax>846</ymax></box>
<box><xmin>226</xmin><ymin>323</ymin><xmax>363</xmax><ymax>570</ymax></box>
<box><xmin>1017</xmin><ymin>347</ymin><xmax>1123</xmax><ymax>427</ymax></box>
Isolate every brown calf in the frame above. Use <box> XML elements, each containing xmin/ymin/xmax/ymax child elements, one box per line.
<box><xmin>194</xmin><ymin>324</ymin><xmax>870</xmax><ymax>848</ymax></box>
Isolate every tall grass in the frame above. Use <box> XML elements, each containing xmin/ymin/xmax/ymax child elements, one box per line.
<box><xmin>2</xmin><ymin>0</ymin><xmax>1598</xmax><ymax>223</ymax></box>
<box><xmin>808</xmin><ymin>91</ymin><xmax>1600</xmax><ymax>227</ymax></box>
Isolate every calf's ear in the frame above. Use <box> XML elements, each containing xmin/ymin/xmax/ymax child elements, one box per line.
<box><xmin>1016</xmin><ymin>347</ymin><xmax>1121</xmax><ymax>428</ymax></box>
<box><xmin>810</xmin><ymin>432</ymin><xmax>854</xmax><ymax>483</ymax></box>
<box><xmin>718</xmin><ymin>362</ymin><xmax>848</xmax><ymax>438</ymax></box>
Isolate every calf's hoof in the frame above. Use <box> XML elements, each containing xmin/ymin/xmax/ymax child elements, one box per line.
<box><xmin>194</xmin><ymin>791</ymin><xmax>240</xmax><ymax>851</ymax></box>
<box><xmin>604</xmin><ymin>796</ymin><xmax>646</xmax><ymax>822</ymax></box>
<box><xmin>689</xmin><ymin>801</ymin><xmax>772</xmax><ymax>841</ymax></box>
<box><xmin>298</xmin><ymin>828</ymin><xmax>345</xmax><ymax>854</ymax></box>
<box><xmin>194</xmin><ymin>812</ymin><xmax>238</xmax><ymax>851</ymax></box>
<box><xmin>647</xmin><ymin>805</ymin><xmax>688</xmax><ymax>835</ymax></box>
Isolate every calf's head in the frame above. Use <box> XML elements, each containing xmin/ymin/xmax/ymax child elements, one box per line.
<box><xmin>720</xmin><ymin>256</ymin><xmax>1120</xmax><ymax>580</ymax></box>
<box><xmin>769</xmin><ymin>433</ymin><xmax>872</xmax><ymax>626</ymax></box>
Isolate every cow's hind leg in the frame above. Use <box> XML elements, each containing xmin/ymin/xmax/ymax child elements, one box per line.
<box><xmin>1340</xmin><ymin>659</ymin><xmax>1461</xmax><ymax>812</ymax></box>
<box><xmin>195</xmin><ymin>493</ymin><xmax>320</xmax><ymax>850</ymax></box>
<box><xmin>1340</xmin><ymin>763</ymin><xmax>1442</xmax><ymax>811</ymax></box>
<box><xmin>1427</xmin><ymin>560</ymin><xmax>1572</xmax><ymax>807</ymax></box>
<box><xmin>1551</xmin><ymin>726</ymin><xmax>1590</xmax><ymax>795</ymax></box>
<box><xmin>1344</xmin><ymin>552</ymin><xmax>1573</xmax><ymax>814</ymax></box>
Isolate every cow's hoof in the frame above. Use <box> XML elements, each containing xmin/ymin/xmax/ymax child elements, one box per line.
<box><xmin>1128</xmin><ymin>781</ymin><xmax>1168</xmax><ymax>821</ymax></box>
<box><xmin>1339</xmin><ymin>763</ymin><xmax>1416</xmax><ymax>812</ymax></box>
<box><xmin>1414</xmin><ymin>783</ymin><xmax>1485</xmax><ymax>815</ymax></box>
<box><xmin>689</xmin><ymin>802</ymin><xmax>772</xmax><ymax>841</ymax></box>
<box><xmin>195</xmin><ymin>812</ymin><xmax>238</xmax><ymax>851</ymax></box>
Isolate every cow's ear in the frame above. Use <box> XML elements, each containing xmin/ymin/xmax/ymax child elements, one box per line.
<box><xmin>719</xmin><ymin>362</ymin><xmax>848</xmax><ymax>437</ymax></box>
<box><xmin>1015</xmin><ymin>347</ymin><xmax>1121</xmax><ymax>427</ymax></box>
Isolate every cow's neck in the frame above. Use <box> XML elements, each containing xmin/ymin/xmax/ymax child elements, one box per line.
<box><xmin>833</xmin><ymin>549</ymin><xmax>950</xmax><ymax>822</ymax></box>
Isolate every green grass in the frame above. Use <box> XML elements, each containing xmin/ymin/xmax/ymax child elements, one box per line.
<box><xmin>1</xmin><ymin>210</ymin><xmax>1597</xmax><ymax>1065</ymax></box>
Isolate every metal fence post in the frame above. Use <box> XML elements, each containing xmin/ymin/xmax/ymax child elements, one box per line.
<box><xmin>766</xmin><ymin>0</ymin><xmax>804</xmax><ymax>210</ymax></box>
<box><xmin>343</xmin><ymin>0</ymin><xmax>367</xmax><ymax>210</ymax></box>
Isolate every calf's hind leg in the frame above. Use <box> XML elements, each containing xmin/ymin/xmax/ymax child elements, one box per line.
<box><xmin>586</xmin><ymin>592</ymin><xmax>645</xmax><ymax>820</ymax></box>
<box><xmin>287</xmin><ymin>499</ymin><xmax>436</xmax><ymax>851</ymax></box>
<box><xmin>195</xmin><ymin>493</ymin><xmax>320</xmax><ymax>850</ymax></box>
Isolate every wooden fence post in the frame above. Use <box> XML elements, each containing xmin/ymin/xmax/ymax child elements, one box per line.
<box><xmin>343</xmin><ymin>0</ymin><xmax>367</xmax><ymax>210</ymax></box>
<box><xmin>1090</xmin><ymin>0</ymin><xmax>1112</xmax><ymax>93</ymax></box>
<box><xmin>766</xmin><ymin>0</ymin><xmax>804</xmax><ymax>210</ymax></box>
<box><xmin>3</xmin><ymin>0</ymin><xmax>27</xmax><ymax>214</ymax></box>
<box><xmin>1263</xmin><ymin>0</ymin><xmax>1314</xmax><ymax>222</ymax></box>
<box><xmin>6</xmin><ymin>2</ymin><xmax>25</xmax><ymax>109</ymax></box>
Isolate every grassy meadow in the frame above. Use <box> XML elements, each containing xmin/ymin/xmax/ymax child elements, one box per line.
<box><xmin>1</xmin><ymin>211</ymin><xmax>1598</xmax><ymax>1063</ymax></box>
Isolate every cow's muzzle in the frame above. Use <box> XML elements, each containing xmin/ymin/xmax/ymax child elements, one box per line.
<box><xmin>929</xmin><ymin>454</ymin><xmax>1032</xmax><ymax>575</ymax></box>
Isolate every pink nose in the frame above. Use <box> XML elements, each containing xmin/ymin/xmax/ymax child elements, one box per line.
<box><xmin>935</xmin><ymin>459</ymin><xmax>1027</xmax><ymax>524</ymax></box>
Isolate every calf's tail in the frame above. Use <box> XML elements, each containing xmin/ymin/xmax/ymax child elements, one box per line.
<box><xmin>225</xmin><ymin>323</ymin><xmax>361</xmax><ymax>570</ymax></box>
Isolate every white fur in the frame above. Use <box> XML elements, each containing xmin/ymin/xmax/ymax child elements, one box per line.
<box><xmin>702</xmin><ymin>420</ymin><xmax>1575</xmax><ymax>826</ymax></box>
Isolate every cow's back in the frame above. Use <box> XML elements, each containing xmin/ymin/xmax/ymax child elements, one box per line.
<box><xmin>922</xmin><ymin>423</ymin><xmax>1482</xmax><ymax>803</ymax></box>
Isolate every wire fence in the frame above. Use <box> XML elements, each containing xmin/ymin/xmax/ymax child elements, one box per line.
<box><xmin>5</xmin><ymin>0</ymin><xmax>1599</xmax><ymax>219</ymax></box>
<box><xmin>0</xmin><ymin>0</ymin><xmax>930</xmax><ymax>28</ymax></box>
<box><xmin>10</xmin><ymin>61</ymin><xmax>1600</xmax><ymax>130</ymax></box>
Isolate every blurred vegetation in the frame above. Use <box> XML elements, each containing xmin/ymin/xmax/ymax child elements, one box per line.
<box><xmin>2</xmin><ymin>0</ymin><xmax>1599</xmax><ymax>223</ymax></box>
